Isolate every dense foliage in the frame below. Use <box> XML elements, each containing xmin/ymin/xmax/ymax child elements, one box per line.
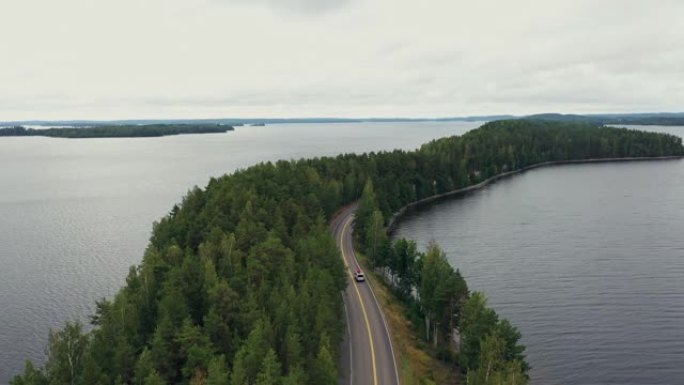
<box><xmin>354</xmin><ymin>179</ymin><xmax>529</xmax><ymax>383</ymax></box>
<box><xmin>12</xmin><ymin>120</ymin><xmax>683</xmax><ymax>385</ymax></box>
<box><xmin>526</xmin><ymin>113</ymin><xmax>684</xmax><ymax>126</ymax></box>
<box><xmin>0</xmin><ymin>124</ymin><xmax>233</xmax><ymax>138</ymax></box>
<box><xmin>352</xmin><ymin>120</ymin><xmax>682</xmax><ymax>382</ymax></box>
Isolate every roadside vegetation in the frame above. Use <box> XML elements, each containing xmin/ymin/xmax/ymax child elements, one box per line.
<box><xmin>355</xmin><ymin>181</ymin><xmax>528</xmax><ymax>384</ymax></box>
<box><xmin>11</xmin><ymin>120</ymin><xmax>683</xmax><ymax>385</ymax></box>
<box><xmin>353</xmin><ymin>250</ymin><xmax>460</xmax><ymax>385</ymax></box>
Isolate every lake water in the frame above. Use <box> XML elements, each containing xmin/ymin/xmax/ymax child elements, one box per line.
<box><xmin>0</xmin><ymin>121</ymin><xmax>478</xmax><ymax>384</ymax></box>
<box><xmin>393</xmin><ymin>126</ymin><xmax>684</xmax><ymax>385</ymax></box>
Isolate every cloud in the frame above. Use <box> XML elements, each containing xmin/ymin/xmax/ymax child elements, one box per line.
<box><xmin>0</xmin><ymin>0</ymin><xmax>683</xmax><ymax>119</ymax></box>
<box><xmin>221</xmin><ymin>0</ymin><xmax>353</xmax><ymax>14</ymax></box>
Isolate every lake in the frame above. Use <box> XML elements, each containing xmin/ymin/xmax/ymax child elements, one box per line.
<box><xmin>0</xmin><ymin>121</ymin><xmax>477</xmax><ymax>384</ymax></box>
<box><xmin>2</xmin><ymin>122</ymin><xmax>682</xmax><ymax>384</ymax></box>
<box><xmin>393</xmin><ymin>126</ymin><xmax>684</xmax><ymax>385</ymax></box>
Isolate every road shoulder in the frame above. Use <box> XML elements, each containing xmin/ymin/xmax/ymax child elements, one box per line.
<box><xmin>355</xmin><ymin>252</ymin><xmax>462</xmax><ymax>385</ymax></box>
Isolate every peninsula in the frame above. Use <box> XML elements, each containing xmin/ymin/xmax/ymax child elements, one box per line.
<box><xmin>10</xmin><ymin>120</ymin><xmax>684</xmax><ymax>385</ymax></box>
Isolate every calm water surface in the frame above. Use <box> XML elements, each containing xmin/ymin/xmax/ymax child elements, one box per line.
<box><xmin>393</xmin><ymin>126</ymin><xmax>684</xmax><ymax>385</ymax></box>
<box><xmin>2</xmin><ymin>122</ymin><xmax>682</xmax><ymax>384</ymax></box>
<box><xmin>0</xmin><ymin>121</ymin><xmax>477</xmax><ymax>384</ymax></box>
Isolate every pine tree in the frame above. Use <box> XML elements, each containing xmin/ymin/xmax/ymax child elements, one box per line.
<box><xmin>354</xmin><ymin>179</ymin><xmax>377</xmax><ymax>246</ymax></box>
<box><xmin>9</xmin><ymin>361</ymin><xmax>47</xmax><ymax>385</ymax></box>
<box><xmin>365</xmin><ymin>210</ymin><xmax>387</xmax><ymax>267</ymax></box>
<box><xmin>206</xmin><ymin>356</ymin><xmax>230</xmax><ymax>385</ymax></box>
<box><xmin>311</xmin><ymin>335</ymin><xmax>337</xmax><ymax>385</ymax></box>
<box><xmin>255</xmin><ymin>349</ymin><xmax>281</xmax><ymax>385</ymax></box>
<box><xmin>143</xmin><ymin>370</ymin><xmax>166</xmax><ymax>385</ymax></box>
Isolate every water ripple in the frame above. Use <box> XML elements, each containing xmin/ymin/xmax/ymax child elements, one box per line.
<box><xmin>394</xmin><ymin>159</ymin><xmax>684</xmax><ymax>385</ymax></box>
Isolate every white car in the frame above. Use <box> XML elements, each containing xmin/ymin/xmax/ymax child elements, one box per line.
<box><xmin>354</xmin><ymin>269</ymin><xmax>365</xmax><ymax>282</ymax></box>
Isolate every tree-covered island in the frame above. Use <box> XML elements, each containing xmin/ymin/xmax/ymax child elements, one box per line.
<box><xmin>10</xmin><ymin>120</ymin><xmax>683</xmax><ymax>385</ymax></box>
<box><xmin>0</xmin><ymin>124</ymin><xmax>234</xmax><ymax>138</ymax></box>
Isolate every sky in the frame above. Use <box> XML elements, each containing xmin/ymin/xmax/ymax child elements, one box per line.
<box><xmin>1</xmin><ymin>0</ymin><xmax>683</xmax><ymax>120</ymax></box>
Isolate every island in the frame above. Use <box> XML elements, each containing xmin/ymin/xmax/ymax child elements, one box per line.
<box><xmin>0</xmin><ymin>124</ymin><xmax>234</xmax><ymax>138</ymax></box>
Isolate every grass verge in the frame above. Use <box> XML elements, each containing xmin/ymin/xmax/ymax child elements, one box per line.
<box><xmin>355</xmin><ymin>252</ymin><xmax>461</xmax><ymax>385</ymax></box>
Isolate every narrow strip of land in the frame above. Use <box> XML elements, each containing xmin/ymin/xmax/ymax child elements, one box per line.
<box><xmin>387</xmin><ymin>155</ymin><xmax>683</xmax><ymax>231</ymax></box>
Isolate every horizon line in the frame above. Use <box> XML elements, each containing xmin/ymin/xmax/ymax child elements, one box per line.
<box><xmin>3</xmin><ymin>111</ymin><xmax>684</xmax><ymax>124</ymax></box>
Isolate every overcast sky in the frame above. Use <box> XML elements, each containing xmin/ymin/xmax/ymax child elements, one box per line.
<box><xmin>1</xmin><ymin>0</ymin><xmax>683</xmax><ymax>120</ymax></box>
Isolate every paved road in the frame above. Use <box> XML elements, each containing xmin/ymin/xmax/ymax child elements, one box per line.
<box><xmin>332</xmin><ymin>204</ymin><xmax>400</xmax><ymax>385</ymax></box>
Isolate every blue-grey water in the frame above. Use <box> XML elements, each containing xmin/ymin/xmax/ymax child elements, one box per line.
<box><xmin>0</xmin><ymin>121</ymin><xmax>477</xmax><ymax>384</ymax></box>
<box><xmin>393</xmin><ymin>126</ymin><xmax>684</xmax><ymax>385</ymax></box>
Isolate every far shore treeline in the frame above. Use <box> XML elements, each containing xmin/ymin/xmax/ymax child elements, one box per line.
<box><xmin>11</xmin><ymin>120</ymin><xmax>683</xmax><ymax>385</ymax></box>
<box><xmin>0</xmin><ymin>124</ymin><xmax>233</xmax><ymax>138</ymax></box>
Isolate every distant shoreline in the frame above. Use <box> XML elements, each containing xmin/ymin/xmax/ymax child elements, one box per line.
<box><xmin>387</xmin><ymin>155</ymin><xmax>683</xmax><ymax>233</ymax></box>
<box><xmin>0</xmin><ymin>124</ymin><xmax>234</xmax><ymax>139</ymax></box>
<box><xmin>4</xmin><ymin>112</ymin><xmax>684</xmax><ymax>127</ymax></box>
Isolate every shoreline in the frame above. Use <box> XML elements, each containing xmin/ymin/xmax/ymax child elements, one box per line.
<box><xmin>387</xmin><ymin>155</ymin><xmax>683</xmax><ymax>234</ymax></box>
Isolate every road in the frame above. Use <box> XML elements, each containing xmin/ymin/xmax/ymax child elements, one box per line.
<box><xmin>332</xmin><ymin>204</ymin><xmax>400</xmax><ymax>385</ymax></box>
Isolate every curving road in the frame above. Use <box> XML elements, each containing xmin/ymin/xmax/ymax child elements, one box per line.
<box><xmin>332</xmin><ymin>204</ymin><xmax>400</xmax><ymax>385</ymax></box>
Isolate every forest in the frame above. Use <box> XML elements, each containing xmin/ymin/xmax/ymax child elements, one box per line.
<box><xmin>525</xmin><ymin>112</ymin><xmax>684</xmax><ymax>126</ymax></box>
<box><xmin>0</xmin><ymin>124</ymin><xmax>233</xmax><ymax>138</ymax></box>
<box><xmin>11</xmin><ymin>120</ymin><xmax>683</xmax><ymax>385</ymax></box>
